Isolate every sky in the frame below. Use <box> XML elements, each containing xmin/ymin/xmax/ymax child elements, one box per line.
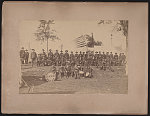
<box><xmin>19</xmin><ymin>20</ymin><xmax>127</xmax><ymax>54</ymax></box>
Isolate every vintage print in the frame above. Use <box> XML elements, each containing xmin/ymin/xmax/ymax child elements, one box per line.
<box><xmin>19</xmin><ymin>20</ymin><xmax>128</xmax><ymax>94</ymax></box>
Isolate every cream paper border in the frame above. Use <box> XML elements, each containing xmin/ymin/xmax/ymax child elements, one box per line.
<box><xmin>2</xmin><ymin>2</ymin><xmax>148</xmax><ymax>114</ymax></box>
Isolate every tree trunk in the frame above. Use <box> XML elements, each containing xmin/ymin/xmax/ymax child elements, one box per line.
<box><xmin>47</xmin><ymin>38</ymin><xmax>48</xmax><ymax>53</ymax></box>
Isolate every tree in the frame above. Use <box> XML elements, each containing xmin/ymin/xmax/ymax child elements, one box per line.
<box><xmin>34</xmin><ymin>20</ymin><xmax>60</xmax><ymax>53</ymax></box>
<box><xmin>98</xmin><ymin>20</ymin><xmax>128</xmax><ymax>47</ymax></box>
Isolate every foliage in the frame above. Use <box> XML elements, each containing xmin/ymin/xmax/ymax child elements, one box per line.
<box><xmin>34</xmin><ymin>20</ymin><xmax>60</xmax><ymax>42</ymax></box>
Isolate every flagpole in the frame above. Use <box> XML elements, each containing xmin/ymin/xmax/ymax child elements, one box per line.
<box><xmin>111</xmin><ymin>34</ymin><xmax>112</xmax><ymax>51</ymax></box>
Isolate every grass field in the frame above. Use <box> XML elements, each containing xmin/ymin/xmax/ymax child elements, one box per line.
<box><xmin>19</xmin><ymin>64</ymin><xmax>128</xmax><ymax>94</ymax></box>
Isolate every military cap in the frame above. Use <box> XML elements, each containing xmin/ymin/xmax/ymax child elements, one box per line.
<box><xmin>21</xmin><ymin>47</ymin><xmax>24</xmax><ymax>49</ymax></box>
<box><xmin>71</xmin><ymin>51</ymin><xmax>73</xmax><ymax>53</ymax></box>
<box><xmin>25</xmin><ymin>49</ymin><xmax>28</xmax><ymax>51</ymax></box>
<box><xmin>95</xmin><ymin>51</ymin><xmax>98</xmax><ymax>53</ymax></box>
<box><xmin>65</xmin><ymin>50</ymin><xmax>68</xmax><ymax>52</ymax></box>
<box><xmin>49</xmin><ymin>49</ymin><xmax>51</xmax><ymax>51</ymax></box>
<box><xmin>75</xmin><ymin>51</ymin><xmax>78</xmax><ymax>53</ymax></box>
<box><xmin>60</xmin><ymin>50</ymin><xmax>63</xmax><ymax>52</ymax></box>
<box><xmin>42</xmin><ymin>49</ymin><xmax>45</xmax><ymax>51</ymax></box>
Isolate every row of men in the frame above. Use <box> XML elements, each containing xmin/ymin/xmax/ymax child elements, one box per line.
<box><xmin>20</xmin><ymin>48</ymin><xmax>126</xmax><ymax>67</ymax></box>
<box><xmin>50</xmin><ymin>64</ymin><xmax>93</xmax><ymax>80</ymax></box>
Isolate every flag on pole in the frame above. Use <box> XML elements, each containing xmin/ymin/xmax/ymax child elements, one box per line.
<box><xmin>75</xmin><ymin>35</ymin><xmax>89</xmax><ymax>48</ymax></box>
<box><xmin>75</xmin><ymin>34</ymin><xmax>102</xmax><ymax>48</ymax></box>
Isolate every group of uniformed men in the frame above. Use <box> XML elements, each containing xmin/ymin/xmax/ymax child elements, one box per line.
<box><xmin>20</xmin><ymin>47</ymin><xmax>126</xmax><ymax>79</ymax></box>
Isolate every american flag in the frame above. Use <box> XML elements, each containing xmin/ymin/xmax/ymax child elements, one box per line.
<box><xmin>75</xmin><ymin>35</ymin><xmax>89</xmax><ymax>48</ymax></box>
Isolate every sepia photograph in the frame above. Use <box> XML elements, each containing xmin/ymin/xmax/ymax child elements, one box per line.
<box><xmin>2</xmin><ymin>2</ymin><xmax>148</xmax><ymax>114</ymax></box>
<box><xmin>19</xmin><ymin>20</ymin><xmax>128</xmax><ymax>94</ymax></box>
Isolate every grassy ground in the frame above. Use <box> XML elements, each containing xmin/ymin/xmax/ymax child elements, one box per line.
<box><xmin>19</xmin><ymin>64</ymin><xmax>128</xmax><ymax>94</ymax></box>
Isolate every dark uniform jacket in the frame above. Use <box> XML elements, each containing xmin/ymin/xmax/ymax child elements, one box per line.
<box><xmin>31</xmin><ymin>52</ymin><xmax>37</xmax><ymax>59</ymax></box>
<box><xmin>20</xmin><ymin>50</ymin><xmax>25</xmax><ymax>58</ymax></box>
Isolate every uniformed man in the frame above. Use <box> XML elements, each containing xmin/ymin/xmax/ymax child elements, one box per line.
<box><xmin>59</xmin><ymin>66</ymin><xmax>65</xmax><ymax>79</ymax></box>
<box><xmin>65</xmin><ymin>63</ymin><xmax>71</xmax><ymax>79</ymax></box>
<box><xmin>102</xmin><ymin>52</ymin><xmax>106</xmax><ymax>59</ymax></box>
<box><xmin>24</xmin><ymin>50</ymin><xmax>29</xmax><ymax>64</ymax></box>
<box><xmin>97</xmin><ymin>51</ymin><xmax>102</xmax><ymax>68</ymax></box>
<box><xmin>122</xmin><ymin>53</ymin><xmax>126</xmax><ymax>65</ymax></box>
<box><xmin>20</xmin><ymin>47</ymin><xmax>25</xmax><ymax>64</ymax></box>
<box><xmin>74</xmin><ymin>52</ymin><xmax>79</xmax><ymax>65</ymax></box>
<box><xmin>110</xmin><ymin>52</ymin><xmax>114</xmax><ymax>66</ymax></box>
<box><xmin>31</xmin><ymin>49</ymin><xmax>37</xmax><ymax>67</ymax></box>
<box><xmin>114</xmin><ymin>53</ymin><xmax>119</xmax><ymax>66</ymax></box>
<box><xmin>70</xmin><ymin>51</ymin><xmax>75</xmax><ymax>66</ymax></box>
<box><xmin>54</xmin><ymin>50</ymin><xmax>60</xmax><ymax>66</ymax></box>
<box><xmin>105</xmin><ymin>52</ymin><xmax>111</xmax><ymax>70</ymax></box>
<box><xmin>64</xmin><ymin>50</ymin><xmax>69</xmax><ymax>61</ymax></box>
<box><xmin>47</xmin><ymin>49</ymin><xmax>53</xmax><ymax>66</ymax></box>
<box><xmin>41</xmin><ymin>49</ymin><xmax>47</xmax><ymax>66</ymax></box>
<box><xmin>59</xmin><ymin>50</ymin><xmax>64</xmax><ymax>66</ymax></box>
<box><xmin>78</xmin><ymin>51</ymin><xmax>83</xmax><ymax>65</ymax></box>
<box><xmin>94</xmin><ymin>51</ymin><xmax>99</xmax><ymax>66</ymax></box>
<box><xmin>119</xmin><ymin>53</ymin><xmax>122</xmax><ymax>66</ymax></box>
<box><xmin>82</xmin><ymin>52</ymin><xmax>86</xmax><ymax>66</ymax></box>
<box><xmin>37</xmin><ymin>54</ymin><xmax>42</xmax><ymax>66</ymax></box>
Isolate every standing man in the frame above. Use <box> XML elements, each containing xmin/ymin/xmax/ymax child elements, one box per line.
<box><xmin>20</xmin><ymin>47</ymin><xmax>25</xmax><ymax>64</ymax></box>
<box><xmin>64</xmin><ymin>50</ymin><xmax>69</xmax><ymax>61</ymax></box>
<box><xmin>70</xmin><ymin>51</ymin><xmax>75</xmax><ymax>66</ymax></box>
<box><xmin>122</xmin><ymin>53</ymin><xmax>126</xmax><ymax>65</ymax></box>
<box><xmin>110</xmin><ymin>52</ymin><xmax>114</xmax><ymax>66</ymax></box>
<box><xmin>24</xmin><ymin>49</ymin><xmax>29</xmax><ymax>64</ymax></box>
<box><xmin>48</xmin><ymin>49</ymin><xmax>53</xmax><ymax>66</ymax></box>
<box><xmin>54</xmin><ymin>50</ymin><xmax>60</xmax><ymax>66</ymax></box>
<box><xmin>114</xmin><ymin>53</ymin><xmax>119</xmax><ymax>66</ymax></box>
<box><xmin>94</xmin><ymin>51</ymin><xmax>99</xmax><ymax>66</ymax></box>
<box><xmin>119</xmin><ymin>53</ymin><xmax>122</xmax><ymax>66</ymax></box>
<box><xmin>78</xmin><ymin>51</ymin><xmax>83</xmax><ymax>65</ymax></box>
<box><xmin>31</xmin><ymin>49</ymin><xmax>37</xmax><ymax>67</ymax></box>
<box><xmin>74</xmin><ymin>52</ymin><xmax>79</xmax><ymax>65</ymax></box>
<box><xmin>42</xmin><ymin>49</ymin><xmax>47</xmax><ymax>66</ymax></box>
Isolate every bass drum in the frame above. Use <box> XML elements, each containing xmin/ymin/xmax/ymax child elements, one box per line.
<box><xmin>45</xmin><ymin>72</ymin><xmax>56</xmax><ymax>82</ymax></box>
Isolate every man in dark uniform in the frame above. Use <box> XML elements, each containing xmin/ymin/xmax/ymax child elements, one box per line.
<box><xmin>31</xmin><ymin>49</ymin><xmax>37</xmax><ymax>67</ymax></box>
<box><xmin>70</xmin><ymin>51</ymin><xmax>75</xmax><ymax>66</ymax></box>
<box><xmin>24</xmin><ymin>50</ymin><xmax>29</xmax><ymax>64</ymax></box>
<box><xmin>20</xmin><ymin>47</ymin><xmax>25</xmax><ymax>64</ymax></box>
<box><xmin>48</xmin><ymin>49</ymin><xmax>53</xmax><ymax>66</ymax></box>
<box><xmin>78</xmin><ymin>51</ymin><xmax>83</xmax><ymax>65</ymax></box>
<box><xmin>65</xmin><ymin>62</ymin><xmax>71</xmax><ymax>79</ymax></box>
<box><xmin>110</xmin><ymin>52</ymin><xmax>114</xmax><ymax>66</ymax></box>
<box><xmin>59</xmin><ymin>50</ymin><xmax>64</xmax><ymax>66</ymax></box>
<box><xmin>114</xmin><ymin>53</ymin><xmax>119</xmax><ymax>66</ymax></box>
<box><xmin>82</xmin><ymin>52</ymin><xmax>85</xmax><ymax>66</ymax></box>
<box><xmin>54</xmin><ymin>50</ymin><xmax>60</xmax><ymax>66</ymax></box>
<box><xmin>105</xmin><ymin>52</ymin><xmax>111</xmax><ymax>70</ymax></box>
<box><xmin>41</xmin><ymin>49</ymin><xmax>47</xmax><ymax>66</ymax></box>
<box><xmin>64</xmin><ymin>50</ymin><xmax>69</xmax><ymax>61</ymax></box>
<box><xmin>74</xmin><ymin>52</ymin><xmax>79</xmax><ymax>65</ymax></box>
<box><xmin>122</xmin><ymin>53</ymin><xmax>126</xmax><ymax>65</ymax></box>
<box><xmin>94</xmin><ymin>51</ymin><xmax>99</xmax><ymax>66</ymax></box>
<box><xmin>119</xmin><ymin>53</ymin><xmax>122</xmax><ymax>66</ymax></box>
<box><xmin>59</xmin><ymin>66</ymin><xmax>65</xmax><ymax>79</ymax></box>
<box><xmin>37</xmin><ymin>54</ymin><xmax>42</xmax><ymax>66</ymax></box>
<box><xmin>97</xmin><ymin>51</ymin><xmax>102</xmax><ymax>68</ymax></box>
<box><xmin>102</xmin><ymin>52</ymin><xmax>106</xmax><ymax>59</ymax></box>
